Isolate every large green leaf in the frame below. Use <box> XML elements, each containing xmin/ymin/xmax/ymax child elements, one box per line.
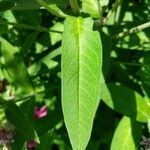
<box><xmin>0</xmin><ymin>38</ymin><xmax>34</xmax><ymax>96</ymax></box>
<box><xmin>101</xmin><ymin>83</ymin><xmax>150</xmax><ymax>122</ymax></box>
<box><xmin>111</xmin><ymin>116</ymin><xmax>142</xmax><ymax>150</ymax></box>
<box><xmin>5</xmin><ymin>102</ymin><xmax>39</xmax><ymax>143</ymax></box>
<box><xmin>62</xmin><ymin>16</ymin><xmax>102</xmax><ymax>150</ymax></box>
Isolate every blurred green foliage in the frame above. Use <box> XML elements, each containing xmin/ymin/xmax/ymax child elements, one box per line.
<box><xmin>0</xmin><ymin>0</ymin><xmax>150</xmax><ymax>149</ymax></box>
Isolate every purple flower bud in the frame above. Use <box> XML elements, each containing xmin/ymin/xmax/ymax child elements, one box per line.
<box><xmin>34</xmin><ymin>105</ymin><xmax>48</xmax><ymax>119</ymax></box>
<box><xmin>26</xmin><ymin>140</ymin><xmax>37</xmax><ymax>150</ymax></box>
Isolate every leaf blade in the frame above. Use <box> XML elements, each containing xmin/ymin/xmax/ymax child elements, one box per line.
<box><xmin>81</xmin><ymin>0</ymin><xmax>99</xmax><ymax>18</ymax></box>
<box><xmin>0</xmin><ymin>0</ymin><xmax>15</xmax><ymax>12</ymax></box>
<box><xmin>9</xmin><ymin>0</ymin><xmax>68</xmax><ymax>10</ymax></box>
<box><xmin>62</xmin><ymin>16</ymin><xmax>102</xmax><ymax>150</ymax></box>
<box><xmin>5</xmin><ymin>102</ymin><xmax>39</xmax><ymax>143</ymax></box>
<box><xmin>101</xmin><ymin>83</ymin><xmax>150</xmax><ymax>122</ymax></box>
<box><xmin>0</xmin><ymin>38</ymin><xmax>34</xmax><ymax>96</ymax></box>
<box><xmin>111</xmin><ymin>116</ymin><xmax>142</xmax><ymax>150</ymax></box>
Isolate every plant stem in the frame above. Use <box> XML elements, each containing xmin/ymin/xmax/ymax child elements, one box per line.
<box><xmin>14</xmin><ymin>94</ymin><xmax>35</xmax><ymax>102</ymax></box>
<box><xmin>114</xmin><ymin>21</ymin><xmax>150</xmax><ymax>39</ymax></box>
<box><xmin>0</xmin><ymin>91</ymin><xmax>43</xmax><ymax>105</ymax></box>
<box><xmin>69</xmin><ymin>0</ymin><xmax>80</xmax><ymax>15</ymax></box>
<box><xmin>112</xmin><ymin>58</ymin><xmax>142</xmax><ymax>66</ymax></box>
<box><xmin>119</xmin><ymin>62</ymin><xmax>142</xmax><ymax>66</ymax></box>
<box><xmin>97</xmin><ymin>0</ymin><xmax>103</xmax><ymax>25</ymax></box>
<box><xmin>103</xmin><ymin>0</ymin><xmax>122</xmax><ymax>25</ymax></box>
<box><xmin>14</xmin><ymin>90</ymin><xmax>44</xmax><ymax>103</ymax></box>
<box><xmin>0</xmin><ymin>19</ymin><xmax>62</xmax><ymax>33</ymax></box>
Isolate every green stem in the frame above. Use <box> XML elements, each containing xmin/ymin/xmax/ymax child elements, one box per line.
<box><xmin>114</xmin><ymin>21</ymin><xmax>150</xmax><ymax>39</ymax></box>
<box><xmin>15</xmin><ymin>90</ymin><xmax>44</xmax><ymax>103</ymax></box>
<box><xmin>14</xmin><ymin>94</ymin><xmax>35</xmax><ymax>103</ymax></box>
<box><xmin>69</xmin><ymin>0</ymin><xmax>80</xmax><ymax>15</ymax></box>
<box><xmin>0</xmin><ymin>19</ymin><xmax>62</xmax><ymax>33</ymax></box>
<box><xmin>94</xmin><ymin>1</ymin><xmax>103</xmax><ymax>28</ymax></box>
<box><xmin>97</xmin><ymin>0</ymin><xmax>103</xmax><ymax>25</ymax></box>
<box><xmin>119</xmin><ymin>62</ymin><xmax>142</xmax><ymax>66</ymax></box>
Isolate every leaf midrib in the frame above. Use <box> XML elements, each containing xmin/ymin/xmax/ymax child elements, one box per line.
<box><xmin>77</xmin><ymin>17</ymin><xmax>81</xmax><ymax>149</ymax></box>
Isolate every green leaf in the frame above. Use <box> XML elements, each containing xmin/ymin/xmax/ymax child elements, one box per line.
<box><xmin>62</xmin><ymin>16</ymin><xmax>102</xmax><ymax>150</ymax></box>
<box><xmin>11</xmin><ymin>131</ymin><xmax>26</xmax><ymax>150</ymax></box>
<box><xmin>41</xmin><ymin>48</ymin><xmax>61</xmax><ymax>70</ymax></box>
<box><xmin>111</xmin><ymin>116</ymin><xmax>142</xmax><ymax>150</ymax></box>
<box><xmin>5</xmin><ymin>102</ymin><xmax>39</xmax><ymax>143</ymax></box>
<box><xmin>0</xmin><ymin>0</ymin><xmax>15</xmax><ymax>11</ymax></box>
<box><xmin>42</xmin><ymin>59</ymin><xmax>58</xmax><ymax>70</ymax></box>
<box><xmin>36</xmin><ymin>133</ymin><xmax>53</xmax><ymax>150</ymax></box>
<box><xmin>81</xmin><ymin>0</ymin><xmax>99</xmax><ymax>18</ymax></box>
<box><xmin>147</xmin><ymin>119</ymin><xmax>150</xmax><ymax>132</ymax></box>
<box><xmin>0</xmin><ymin>108</ymin><xmax>5</xmax><ymax>123</ymax></box>
<box><xmin>0</xmin><ymin>38</ymin><xmax>34</xmax><ymax>96</ymax></box>
<box><xmin>116</xmin><ymin>32</ymin><xmax>150</xmax><ymax>51</ymax></box>
<box><xmin>138</xmin><ymin>51</ymin><xmax>150</xmax><ymax>98</ymax></box>
<box><xmin>101</xmin><ymin>83</ymin><xmax>150</xmax><ymax>122</ymax></box>
<box><xmin>47</xmin><ymin>4</ymin><xmax>66</xmax><ymax>18</ymax></box>
<box><xmin>101</xmin><ymin>31</ymin><xmax>111</xmax><ymax>77</ymax></box>
<box><xmin>9</xmin><ymin>0</ymin><xmax>68</xmax><ymax>10</ymax></box>
<box><xmin>22</xmin><ymin>32</ymin><xmax>39</xmax><ymax>56</ymax></box>
<box><xmin>50</xmin><ymin>22</ymin><xmax>63</xmax><ymax>45</ymax></box>
<box><xmin>100</xmin><ymin>0</ymin><xmax>109</xmax><ymax>7</ymax></box>
<box><xmin>22</xmin><ymin>9</ymin><xmax>41</xmax><ymax>26</ymax></box>
<box><xmin>36</xmin><ymin>0</ymin><xmax>66</xmax><ymax>18</ymax></box>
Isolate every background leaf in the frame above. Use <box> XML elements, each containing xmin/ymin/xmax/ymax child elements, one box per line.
<box><xmin>81</xmin><ymin>0</ymin><xmax>99</xmax><ymax>18</ymax></box>
<box><xmin>138</xmin><ymin>51</ymin><xmax>150</xmax><ymax>98</ymax></box>
<box><xmin>0</xmin><ymin>0</ymin><xmax>15</xmax><ymax>11</ymax></box>
<box><xmin>5</xmin><ymin>101</ymin><xmax>39</xmax><ymax>142</ymax></box>
<box><xmin>111</xmin><ymin>116</ymin><xmax>142</xmax><ymax>150</ymax></box>
<box><xmin>101</xmin><ymin>83</ymin><xmax>150</xmax><ymax>122</ymax></box>
<box><xmin>0</xmin><ymin>38</ymin><xmax>34</xmax><ymax>96</ymax></box>
<box><xmin>8</xmin><ymin>0</ymin><xmax>68</xmax><ymax>10</ymax></box>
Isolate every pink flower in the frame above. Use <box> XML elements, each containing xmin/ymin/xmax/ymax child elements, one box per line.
<box><xmin>34</xmin><ymin>105</ymin><xmax>48</xmax><ymax>119</ymax></box>
<box><xmin>26</xmin><ymin>140</ymin><xmax>37</xmax><ymax>150</ymax></box>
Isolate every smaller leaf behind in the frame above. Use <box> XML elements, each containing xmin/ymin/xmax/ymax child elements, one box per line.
<box><xmin>101</xmin><ymin>83</ymin><xmax>150</xmax><ymax>122</ymax></box>
<box><xmin>81</xmin><ymin>0</ymin><xmax>99</xmax><ymax>18</ymax></box>
<box><xmin>111</xmin><ymin>116</ymin><xmax>142</xmax><ymax>150</ymax></box>
<box><xmin>9</xmin><ymin>0</ymin><xmax>68</xmax><ymax>10</ymax></box>
<box><xmin>0</xmin><ymin>38</ymin><xmax>34</xmax><ymax>96</ymax></box>
<box><xmin>5</xmin><ymin>101</ymin><xmax>39</xmax><ymax>143</ymax></box>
